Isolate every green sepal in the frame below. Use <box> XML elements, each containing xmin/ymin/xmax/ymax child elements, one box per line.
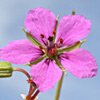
<box><xmin>20</xmin><ymin>27</ymin><xmax>42</xmax><ymax>47</ymax></box>
<box><xmin>25</xmin><ymin>55</ymin><xmax>47</xmax><ymax>66</ymax></box>
<box><xmin>57</xmin><ymin>39</ymin><xmax>87</xmax><ymax>54</ymax></box>
<box><xmin>53</xmin><ymin>14</ymin><xmax>60</xmax><ymax>42</ymax></box>
<box><xmin>53</xmin><ymin>57</ymin><xmax>67</xmax><ymax>76</ymax></box>
<box><xmin>0</xmin><ymin>62</ymin><xmax>13</xmax><ymax>78</ymax></box>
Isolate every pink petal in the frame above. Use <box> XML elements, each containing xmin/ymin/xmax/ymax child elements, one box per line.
<box><xmin>30</xmin><ymin>59</ymin><xmax>62</xmax><ymax>92</ymax></box>
<box><xmin>60</xmin><ymin>49</ymin><xmax>98</xmax><ymax>78</ymax></box>
<box><xmin>56</xmin><ymin>15</ymin><xmax>91</xmax><ymax>47</ymax></box>
<box><xmin>24</xmin><ymin>7</ymin><xmax>57</xmax><ymax>45</ymax></box>
<box><xmin>0</xmin><ymin>39</ymin><xmax>43</xmax><ymax>64</ymax></box>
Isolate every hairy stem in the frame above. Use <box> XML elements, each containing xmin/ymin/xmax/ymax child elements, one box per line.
<box><xmin>31</xmin><ymin>90</ymin><xmax>39</xmax><ymax>100</ymax></box>
<box><xmin>55</xmin><ymin>73</ymin><xmax>64</xmax><ymax>100</ymax></box>
<box><xmin>13</xmin><ymin>68</ymin><xmax>30</xmax><ymax>79</ymax></box>
<box><xmin>26</xmin><ymin>86</ymin><xmax>36</xmax><ymax>100</ymax></box>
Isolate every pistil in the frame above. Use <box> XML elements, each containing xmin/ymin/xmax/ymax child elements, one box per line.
<box><xmin>48</xmin><ymin>36</ymin><xmax>54</xmax><ymax>48</ymax></box>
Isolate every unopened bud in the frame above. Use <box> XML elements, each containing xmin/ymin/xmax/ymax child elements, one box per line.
<box><xmin>0</xmin><ymin>62</ymin><xmax>13</xmax><ymax>78</ymax></box>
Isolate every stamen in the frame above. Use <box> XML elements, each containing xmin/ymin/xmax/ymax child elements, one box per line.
<box><xmin>40</xmin><ymin>34</ymin><xmax>44</xmax><ymax>38</ymax></box>
<box><xmin>51</xmin><ymin>48</ymin><xmax>56</xmax><ymax>55</ymax></box>
<box><xmin>72</xmin><ymin>10</ymin><xmax>75</xmax><ymax>15</ymax></box>
<box><xmin>55</xmin><ymin>44</ymin><xmax>58</xmax><ymax>49</ymax></box>
<box><xmin>60</xmin><ymin>38</ymin><xmax>63</xmax><ymax>44</ymax></box>
<box><xmin>52</xmin><ymin>30</ymin><xmax>56</xmax><ymax>35</ymax></box>
<box><xmin>39</xmin><ymin>45</ymin><xmax>43</xmax><ymax>50</ymax></box>
<box><xmin>40</xmin><ymin>33</ymin><xmax>48</xmax><ymax>45</ymax></box>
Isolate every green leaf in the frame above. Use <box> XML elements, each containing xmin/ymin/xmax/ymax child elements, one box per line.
<box><xmin>57</xmin><ymin>39</ymin><xmax>87</xmax><ymax>54</ymax></box>
<box><xmin>20</xmin><ymin>27</ymin><xmax>42</xmax><ymax>47</ymax></box>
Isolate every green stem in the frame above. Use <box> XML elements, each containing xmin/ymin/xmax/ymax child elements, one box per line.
<box><xmin>55</xmin><ymin>73</ymin><xmax>64</xmax><ymax>100</ymax></box>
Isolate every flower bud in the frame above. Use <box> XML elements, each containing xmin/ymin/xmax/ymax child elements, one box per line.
<box><xmin>0</xmin><ymin>62</ymin><xmax>13</xmax><ymax>78</ymax></box>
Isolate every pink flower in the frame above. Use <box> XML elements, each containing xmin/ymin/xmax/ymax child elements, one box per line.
<box><xmin>0</xmin><ymin>8</ymin><xmax>98</xmax><ymax>92</ymax></box>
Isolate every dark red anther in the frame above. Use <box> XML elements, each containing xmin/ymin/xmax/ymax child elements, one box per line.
<box><xmin>72</xmin><ymin>10</ymin><xmax>75</xmax><ymax>15</ymax></box>
<box><xmin>60</xmin><ymin>38</ymin><xmax>63</xmax><ymax>44</ymax></box>
<box><xmin>40</xmin><ymin>34</ymin><xmax>44</xmax><ymax>38</ymax></box>
<box><xmin>39</xmin><ymin>45</ymin><xmax>43</xmax><ymax>50</ymax></box>
<box><xmin>52</xmin><ymin>30</ymin><xmax>56</xmax><ymax>35</ymax></box>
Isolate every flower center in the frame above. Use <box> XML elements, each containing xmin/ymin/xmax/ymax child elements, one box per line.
<box><xmin>40</xmin><ymin>31</ymin><xmax>63</xmax><ymax>58</ymax></box>
<box><xmin>46</xmin><ymin>36</ymin><xmax>57</xmax><ymax>58</ymax></box>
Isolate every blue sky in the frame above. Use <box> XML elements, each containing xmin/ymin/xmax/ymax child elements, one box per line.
<box><xmin>0</xmin><ymin>0</ymin><xmax>100</xmax><ymax>100</ymax></box>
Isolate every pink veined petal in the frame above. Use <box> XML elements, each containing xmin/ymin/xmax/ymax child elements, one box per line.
<box><xmin>24</xmin><ymin>7</ymin><xmax>57</xmax><ymax>46</ymax></box>
<box><xmin>59</xmin><ymin>49</ymin><xmax>98</xmax><ymax>78</ymax></box>
<box><xmin>30</xmin><ymin>59</ymin><xmax>62</xmax><ymax>92</ymax></box>
<box><xmin>56</xmin><ymin>15</ymin><xmax>91</xmax><ymax>47</ymax></box>
<box><xmin>0</xmin><ymin>39</ymin><xmax>43</xmax><ymax>64</ymax></box>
